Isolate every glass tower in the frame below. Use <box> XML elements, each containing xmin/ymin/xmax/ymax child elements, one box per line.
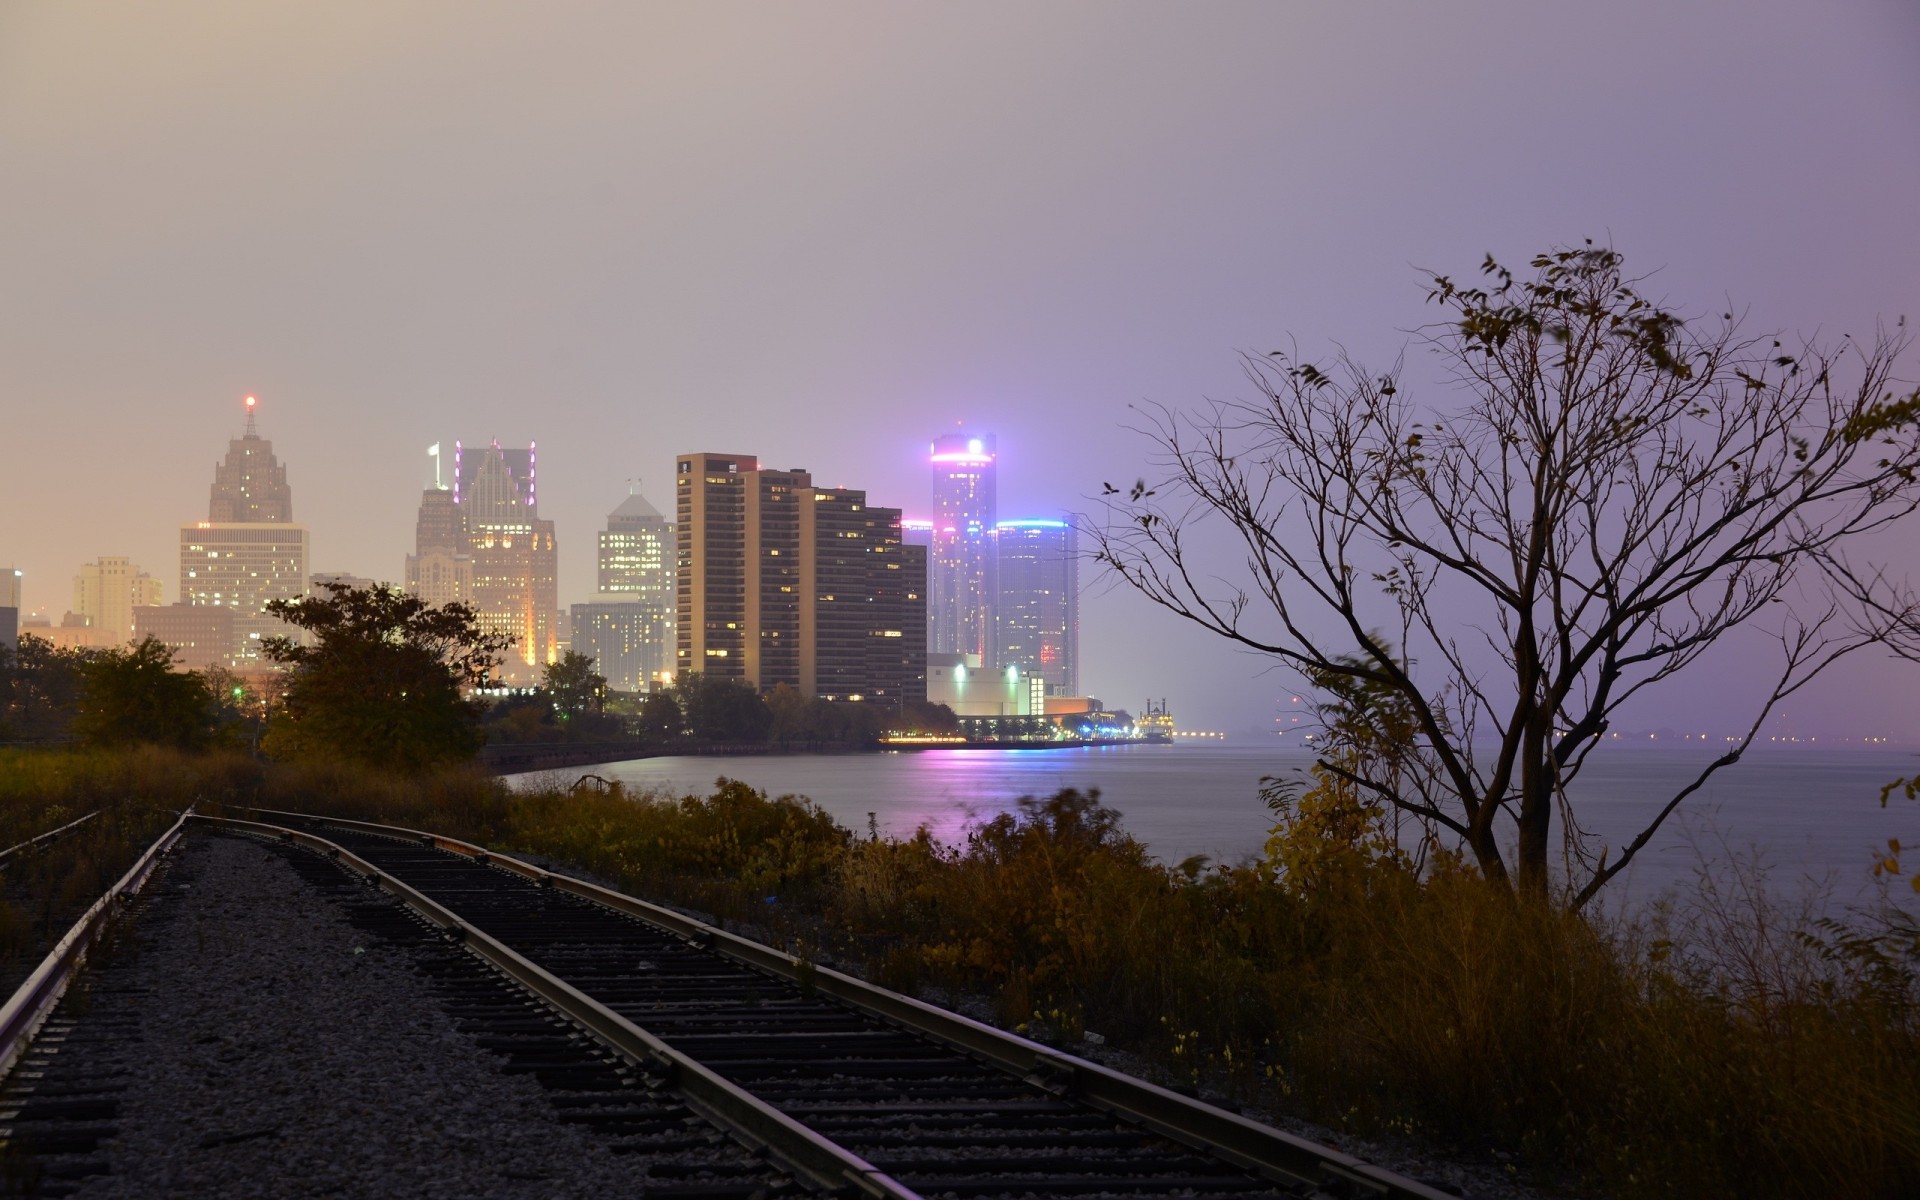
<box><xmin>928</xmin><ymin>432</ymin><xmax>996</xmax><ymax>663</ymax></box>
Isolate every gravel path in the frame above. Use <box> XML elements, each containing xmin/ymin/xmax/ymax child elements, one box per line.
<box><xmin>59</xmin><ymin>832</ymin><xmax>665</xmax><ymax>1198</ymax></box>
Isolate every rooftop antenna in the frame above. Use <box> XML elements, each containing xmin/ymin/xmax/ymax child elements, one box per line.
<box><xmin>243</xmin><ymin>393</ymin><xmax>259</xmax><ymax>436</ymax></box>
<box><xmin>428</xmin><ymin>443</ymin><xmax>444</xmax><ymax>490</ymax></box>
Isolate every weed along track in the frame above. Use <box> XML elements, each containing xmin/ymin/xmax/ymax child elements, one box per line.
<box><xmin>0</xmin><ymin>810</ymin><xmax>1458</xmax><ymax>1198</ymax></box>
<box><xmin>219</xmin><ymin>809</ymin><xmax>1458</xmax><ymax>1200</ymax></box>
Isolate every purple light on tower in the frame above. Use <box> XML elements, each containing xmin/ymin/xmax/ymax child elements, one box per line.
<box><xmin>928</xmin><ymin>432</ymin><xmax>996</xmax><ymax>663</ymax></box>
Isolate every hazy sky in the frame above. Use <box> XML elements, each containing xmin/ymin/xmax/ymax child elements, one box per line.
<box><xmin>3</xmin><ymin>2</ymin><xmax>1917</xmax><ymax>737</ymax></box>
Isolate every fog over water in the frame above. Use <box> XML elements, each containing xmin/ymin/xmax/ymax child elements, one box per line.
<box><xmin>513</xmin><ymin>743</ymin><xmax>1920</xmax><ymax>911</ymax></box>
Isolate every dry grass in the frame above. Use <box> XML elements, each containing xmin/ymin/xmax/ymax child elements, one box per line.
<box><xmin>8</xmin><ymin>747</ymin><xmax>1913</xmax><ymax>1197</ymax></box>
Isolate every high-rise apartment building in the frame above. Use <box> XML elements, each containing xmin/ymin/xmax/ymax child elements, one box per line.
<box><xmin>406</xmin><ymin>441</ymin><xmax>557</xmax><ymax>682</ymax></box>
<box><xmin>676</xmin><ymin>453</ymin><xmax>924</xmax><ymax>703</ymax></box>
<box><xmin>571</xmin><ymin>485</ymin><xmax>675</xmax><ymax>693</ymax></box>
<box><xmin>995</xmin><ymin>519</ymin><xmax>1079</xmax><ymax>695</ymax></box>
<box><xmin>72</xmin><ymin>556</ymin><xmax>161</xmax><ymax>643</ymax></box>
<box><xmin>179</xmin><ymin>399</ymin><xmax>309</xmax><ymax>666</ymax></box>
<box><xmin>928</xmin><ymin>433</ymin><xmax>997</xmax><ymax>664</ymax></box>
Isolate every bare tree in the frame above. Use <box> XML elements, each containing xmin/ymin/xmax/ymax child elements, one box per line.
<box><xmin>1095</xmin><ymin>244</ymin><xmax>1920</xmax><ymax>905</ymax></box>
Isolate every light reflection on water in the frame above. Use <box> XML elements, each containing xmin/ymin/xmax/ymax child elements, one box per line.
<box><xmin>510</xmin><ymin>744</ymin><xmax>1920</xmax><ymax>908</ymax></box>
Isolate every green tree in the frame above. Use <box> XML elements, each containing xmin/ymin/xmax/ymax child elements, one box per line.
<box><xmin>672</xmin><ymin>672</ymin><xmax>772</xmax><ymax>743</ymax></box>
<box><xmin>0</xmin><ymin>634</ymin><xmax>92</xmax><ymax>741</ymax></box>
<box><xmin>635</xmin><ymin>690</ymin><xmax>685</xmax><ymax>741</ymax></box>
<box><xmin>543</xmin><ymin>651</ymin><xmax>606</xmax><ymax>721</ymax></box>
<box><xmin>898</xmin><ymin>699</ymin><xmax>960</xmax><ymax>735</ymax></box>
<box><xmin>71</xmin><ymin>636</ymin><xmax>218</xmax><ymax>749</ymax></box>
<box><xmin>1097</xmin><ymin>243</ymin><xmax>1920</xmax><ymax>904</ymax></box>
<box><xmin>262</xmin><ymin>583</ymin><xmax>512</xmax><ymax>771</ymax></box>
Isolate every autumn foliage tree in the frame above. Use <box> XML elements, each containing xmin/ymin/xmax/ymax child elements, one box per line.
<box><xmin>262</xmin><ymin>583</ymin><xmax>512</xmax><ymax>771</ymax></box>
<box><xmin>1098</xmin><ymin>243</ymin><xmax>1920</xmax><ymax>905</ymax></box>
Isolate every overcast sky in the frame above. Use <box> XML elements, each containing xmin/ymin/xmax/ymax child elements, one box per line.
<box><xmin>3</xmin><ymin>1</ymin><xmax>1917</xmax><ymax>737</ymax></box>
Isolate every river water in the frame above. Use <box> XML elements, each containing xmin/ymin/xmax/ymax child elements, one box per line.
<box><xmin>511</xmin><ymin>744</ymin><xmax>1920</xmax><ymax>909</ymax></box>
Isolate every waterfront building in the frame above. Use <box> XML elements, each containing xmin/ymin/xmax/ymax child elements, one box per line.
<box><xmin>72</xmin><ymin>556</ymin><xmax>162</xmax><ymax>644</ymax></box>
<box><xmin>925</xmin><ymin>652</ymin><xmax>1042</xmax><ymax>717</ymax></box>
<box><xmin>675</xmin><ymin>452</ymin><xmax>924</xmax><ymax>703</ymax></box>
<box><xmin>134</xmin><ymin>604</ymin><xmax>235</xmax><ymax>672</ymax></box>
<box><xmin>994</xmin><ymin>518</ymin><xmax>1079</xmax><ymax>695</ymax></box>
<box><xmin>178</xmin><ymin>398</ymin><xmax>308</xmax><ymax>666</ymax></box>
<box><xmin>569</xmin><ymin>601</ymin><xmax>671</xmax><ymax>693</ymax></box>
<box><xmin>407</xmin><ymin>441</ymin><xmax>557</xmax><ymax>683</ymax></box>
<box><xmin>927</xmin><ymin>433</ymin><xmax>996</xmax><ymax>665</ymax></box>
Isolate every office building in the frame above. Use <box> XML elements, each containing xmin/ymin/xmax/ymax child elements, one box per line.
<box><xmin>134</xmin><ymin>604</ymin><xmax>235</xmax><ymax>672</ymax></box>
<box><xmin>406</xmin><ymin>441</ymin><xmax>557</xmax><ymax>683</ymax></box>
<box><xmin>600</xmin><ymin>485</ymin><xmax>673</xmax><ymax>601</ymax></box>
<box><xmin>179</xmin><ymin>398</ymin><xmax>308</xmax><ymax>666</ymax></box>
<box><xmin>927</xmin><ymin>433</ymin><xmax>996</xmax><ymax>664</ymax></box>
<box><xmin>0</xmin><ymin>570</ymin><xmax>18</xmax><ymax>652</ymax></box>
<box><xmin>570</xmin><ymin>485</ymin><xmax>675</xmax><ymax>693</ymax></box>
<box><xmin>569</xmin><ymin>601</ymin><xmax>671</xmax><ymax>693</ymax></box>
<box><xmin>675</xmin><ymin>453</ymin><xmax>924</xmax><ymax>703</ymax></box>
<box><xmin>404</xmin><ymin>487</ymin><xmax>473</xmax><ymax>607</ymax></box>
<box><xmin>208</xmin><ymin>396</ymin><xmax>293</xmax><ymax>522</ymax></box>
<box><xmin>71</xmin><ymin>556</ymin><xmax>161</xmax><ymax>644</ymax></box>
<box><xmin>994</xmin><ymin>519</ymin><xmax>1079</xmax><ymax>695</ymax></box>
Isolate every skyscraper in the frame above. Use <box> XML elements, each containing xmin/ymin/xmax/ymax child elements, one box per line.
<box><xmin>676</xmin><ymin>453</ymin><xmax>924</xmax><ymax>703</ymax></box>
<box><xmin>405</xmin><ymin>487</ymin><xmax>472</xmax><ymax>607</ymax></box>
<box><xmin>72</xmin><ymin>556</ymin><xmax>160</xmax><ymax>643</ymax></box>
<box><xmin>208</xmin><ymin>396</ymin><xmax>293</xmax><ymax>522</ymax></box>
<box><xmin>571</xmin><ymin>484</ymin><xmax>675</xmax><ymax>692</ymax></box>
<box><xmin>928</xmin><ymin>433</ymin><xmax>996</xmax><ymax>664</ymax></box>
<box><xmin>995</xmin><ymin>519</ymin><xmax>1079</xmax><ymax>695</ymax></box>
<box><xmin>407</xmin><ymin>440</ymin><xmax>558</xmax><ymax>683</ymax></box>
<box><xmin>179</xmin><ymin>397</ymin><xmax>309</xmax><ymax>666</ymax></box>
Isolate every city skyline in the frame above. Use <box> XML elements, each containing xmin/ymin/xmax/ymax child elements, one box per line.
<box><xmin>3</xmin><ymin>3</ymin><xmax>1916</xmax><ymax>736</ymax></box>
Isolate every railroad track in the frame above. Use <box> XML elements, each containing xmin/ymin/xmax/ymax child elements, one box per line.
<box><xmin>0</xmin><ymin>812</ymin><xmax>1462</xmax><ymax>1199</ymax></box>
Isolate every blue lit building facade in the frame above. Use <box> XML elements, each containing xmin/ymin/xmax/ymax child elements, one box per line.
<box><xmin>993</xmin><ymin>518</ymin><xmax>1079</xmax><ymax>695</ymax></box>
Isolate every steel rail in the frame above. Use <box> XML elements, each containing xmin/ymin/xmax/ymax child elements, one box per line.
<box><xmin>0</xmin><ymin>811</ymin><xmax>189</xmax><ymax>1083</ymax></box>
<box><xmin>196</xmin><ymin>815</ymin><xmax>916</xmax><ymax>1200</ymax></box>
<box><xmin>244</xmin><ymin>808</ymin><xmax>1456</xmax><ymax>1200</ymax></box>
<box><xmin>0</xmin><ymin>810</ymin><xmax>101</xmax><ymax>870</ymax></box>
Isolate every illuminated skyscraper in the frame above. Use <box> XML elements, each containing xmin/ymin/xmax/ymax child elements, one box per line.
<box><xmin>927</xmin><ymin>432</ymin><xmax>996</xmax><ymax>663</ymax></box>
<box><xmin>995</xmin><ymin>519</ymin><xmax>1079</xmax><ymax>695</ymax></box>
<box><xmin>179</xmin><ymin>397</ymin><xmax>309</xmax><ymax>665</ymax></box>
<box><xmin>208</xmin><ymin>396</ymin><xmax>293</xmax><ymax>522</ymax></box>
<box><xmin>571</xmin><ymin>483</ymin><xmax>675</xmax><ymax>692</ymax></box>
<box><xmin>415</xmin><ymin>439</ymin><xmax>558</xmax><ymax>684</ymax></box>
<box><xmin>675</xmin><ymin>452</ymin><xmax>924</xmax><ymax>702</ymax></box>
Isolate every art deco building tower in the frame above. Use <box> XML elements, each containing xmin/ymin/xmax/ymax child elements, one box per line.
<box><xmin>434</xmin><ymin>439</ymin><xmax>558</xmax><ymax>684</ymax></box>
<box><xmin>928</xmin><ymin>432</ymin><xmax>996</xmax><ymax>664</ymax></box>
<box><xmin>179</xmin><ymin>396</ymin><xmax>309</xmax><ymax>665</ymax></box>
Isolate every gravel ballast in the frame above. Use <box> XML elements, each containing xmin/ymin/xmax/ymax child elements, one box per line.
<box><xmin>42</xmin><ymin>832</ymin><xmax>721</xmax><ymax>1199</ymax></box>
